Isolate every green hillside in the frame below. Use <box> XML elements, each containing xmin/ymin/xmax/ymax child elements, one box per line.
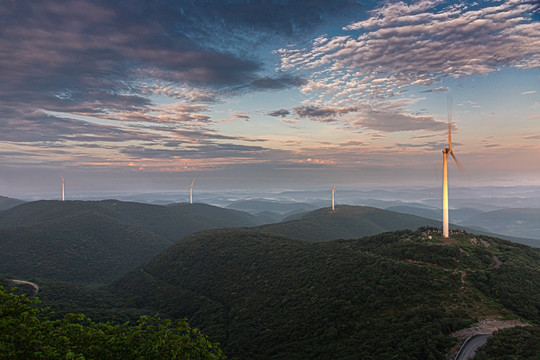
<box><xmin>0</xmin><ymin>211</ymin><xmax>171</xmax><ymax>284</ymax></box>
<box><xmin>255</xmin><ymin>205</ymin><xmax>442</xmax><ymax>241</ymax></box>
<box><xmin>111</xmin><ymin>227</ymin><xmax>540</xmax><ymax>360</ymax></box>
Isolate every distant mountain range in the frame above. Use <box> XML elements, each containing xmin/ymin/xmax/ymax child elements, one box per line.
<box><xmin>1</xmin><ymin>200</ymin><xmax>538</xmax><ymax>286</ymax></box>
<box><xmin>255</xmin><ymin>205</ymin><xmax>442</xmax><ymax>242</ymax></box>
<box><xmin>385</xmin><ymin>205</ymin><xmax>485</xmax><ymax>224</ymax></box>
<box><xmin>0</xmin><ymin>195</ymin><xmax>25</xmax><ymax>210</ymax></box>
<box><xmin>461</xmin><ymin>208</ymin><xmax>540</xmax><ymax>240</ymax></box>
<box><xmin>0</xmin><ymin>200</ymin><xmax>260</xmax><ymax>242</ymax></box>
<box><xmin>226</xmin><ymin>199</ymin><xmax>319</xmax><ymax>214</ymax></box>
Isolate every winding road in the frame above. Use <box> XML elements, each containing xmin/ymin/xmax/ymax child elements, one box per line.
<box><xmin>454</xmin><ymin>334</ymin><xmax>490</xmax><ymax>360</ymax></box>
<box><xmin>10</xmin><ymin>279</ymin><xmax>39</xmax><ymax>295</ymax></box>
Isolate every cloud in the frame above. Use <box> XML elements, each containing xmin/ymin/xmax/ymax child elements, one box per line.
<box><xmin>0</xmin><ymin>0</ymin><xmax>262</xmax><ymax>126</ymax></box>
<box><xmin>293</xmin><ymin>105</ymin><xmax>358</xmax><ymax>122</ymax></box>
<box><xmin>396</xmin><ymin>141</ymin><xmax>445</xmax><ymax>151</ymax></box>
<box><xmin>251</xmin><ymin>75</ymin><xmax>307</xmax><ymax>90</ymax></box>
<box><xmin>158</xmin><ymin>0</ymin><xmax>366</xmax><ymax>53</ymax></box>
<box><xmin>218</xmin><ymin>111</ymin><xmax>250</xmax><ymax>123</ymax></box>
<box><xmin>0</xmin><ymin>112</ymin><xmax>154</xmax><ymax>143</ymax></box>
<box><xmin>277</xmin><ymin>0</ymin><xmax>540</xmax><ymax>104</ymax></box>
<box><xmin>357</xmin><ymin>110</ymin><xmax>447</xmax><ymax>132</ymax></box>
<box><xmin>523</xmin><ymin>133</ymin><xmax>540</xmax><ymax>140</ymax></box>
<box><xmin>351</xmin><ymin>97</ymin><xmax>451</xmax><ymax>132</ymax></box>
<box><xmin>120</xmin><ymin>141</ymin><xmax>278</xmax><ymax>161</ymax></box>
<box><xmin>521</xmin><ymin>90</ymin><xmax>537</xmax><ymax>95</ymax></box>
<box><xmin>421</xmin><ymin>86</ymin><xmax>450</xmax><ymax>93</ymax></box>
<box><xmin>268</xmin><ymin>109</ymin><xmax>290</xmax><ymax>117</ymax></box>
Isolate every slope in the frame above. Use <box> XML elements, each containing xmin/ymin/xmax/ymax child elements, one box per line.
<box><xmin>111</xmin><ymin>227</ymin><xmax>540</xmax><ymax>360</ymax></box>
<box><xmin>0</xmin><ymin>211</ymin><xmax>171</xmax><ymax>284</ymax></box>
<box><xmin>255</xmin><ymin>205</ymin><xmax>442</xmax><ymax>242</ymax></box>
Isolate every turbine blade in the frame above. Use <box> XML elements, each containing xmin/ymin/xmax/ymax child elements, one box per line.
<box><xmin>191</xmin><ymin>178</ymin><xmax>195</xmax><ymax>187</ymax></box>
<box><xmin>450</xmin><ymin>151</ymin><xmax>465</xmax><ymax>175</ymax></box>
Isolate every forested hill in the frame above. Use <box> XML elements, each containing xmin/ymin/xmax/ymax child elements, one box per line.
<box><xmin>0</xmin><ymin>211</ymin><xmax>171</xmax><ymax>283</ymax></box>
<box><xmin>112</xmin><ymin>227</ymin><xmax>540</xmax><ymax>360</ymax></box>
<box><xmin>254</xmin><ymin>205</ymin><xmax>442</xmax><ymax>241</ymax></box>
<box><xmin>0</xmin><ymin>200</ymin><xmax>259</xmax><ymax>242</ymax></box>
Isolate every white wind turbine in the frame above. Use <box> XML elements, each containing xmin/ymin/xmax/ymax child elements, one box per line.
<box><xmin>61</xmin><ymin>176</ymin><xmax>65</xmax><ymax>201</ymax></box>
<box><xmin>442</xmin><ymin>95</ymin><xmax>464</xmax><ymax>238</ymax></box>
<box><xmin>331</xmin><ymin>186</ymin><xmax>336</xmax><ymax>210</ymax></box>
<box><xmin>189</xmin><ymin>178</ymin><xmax>195</xmax><ymax>204</ymax></box>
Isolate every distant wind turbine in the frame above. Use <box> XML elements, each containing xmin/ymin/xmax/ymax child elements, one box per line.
<box><xmin>61</xmin><ymin>176</ymin><xmax>65</xmax><ymax>202</ymax></box>
<box><xmin>189</xmin><ymin>178</ymin><xmax>195</xmax><ymax>204</ymax></box>
<box><xmin>331</xmin><ymin>186</ymin><xmax>336</xmax><ymax>211</ymax></box>
<box><xmin>442</xmin><ymin>95</ymin><xmax>464</xmax><ymax>238</ymax></box>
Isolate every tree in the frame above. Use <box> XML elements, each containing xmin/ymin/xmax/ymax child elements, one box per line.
<box><xmin>0</xmin><ymin>287</ymin><xmax>225</xmax><ymax>359</ymax></box>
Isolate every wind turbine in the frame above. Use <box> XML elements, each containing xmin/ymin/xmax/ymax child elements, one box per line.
<box><xmin>331</xmin><ymin>186</ymin><xmax>336</xmax><ymax>210</ymax></box>
<box><xmin>442</xmin><ymin>95</ymin><xmax>464</xmax><ymax>238</ymax></box>
<box><xmin>189</xmin><ymin>178</ymin><xmax>195</xmax><ymax>204</ymax></box>
<box><xmin>61</xmin><ymin>176</ymin><xmax>65</xmax><ymax>201</ymax></box>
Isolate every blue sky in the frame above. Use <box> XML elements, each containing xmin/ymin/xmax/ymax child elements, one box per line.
<box><xmin>0</xmin><ymin>0</ymin><xmax>539</xmax><ymax>198</ymax></box>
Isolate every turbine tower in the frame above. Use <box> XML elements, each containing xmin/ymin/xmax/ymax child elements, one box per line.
<box><xmin>331</xmin><ymin>186</ymin><xmax>336</xmax><ymax>210</ymax></box>
<box><xmin>189</xmin><ymin>178</ymin><xmax>195</xmax><ymax>204</ymax></box>
<box><xmin>442</xmin><ymin>95</ymin><xmax>463</xmax><ymax>238</ymax></box>
<box><xmin>61</xmin><ymin>177</ymin><xmax>65</xmax><ymax>202</ymax></box>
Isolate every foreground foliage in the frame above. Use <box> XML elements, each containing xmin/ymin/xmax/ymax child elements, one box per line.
<box><xmin>0</xmin><ymin>287</ymin><xmax>225</xmax><ymax>360</ymax></box>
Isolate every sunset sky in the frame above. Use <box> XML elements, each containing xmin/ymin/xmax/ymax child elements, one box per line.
<box><xmin>1</xmin><ymin>0</ymin><xmax>539</xmax><ymax>198</ymax></box>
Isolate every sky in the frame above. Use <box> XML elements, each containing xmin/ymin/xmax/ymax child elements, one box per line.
<box><xmin>0</xmin><ymin>0</ymin><xmax>539</xmax><ymax>199</ymax></box>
